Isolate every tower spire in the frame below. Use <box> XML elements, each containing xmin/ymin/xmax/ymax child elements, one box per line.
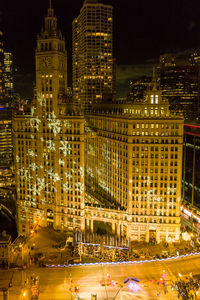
<box><xmin>152</xmin><ymin>66</ymin><xmax>157</xmax><ymax>91</ymax></box>
<box><xmin>49</xmin><ymin>0</ymin><xmax>52</xmax><ymax>9</ymax></box>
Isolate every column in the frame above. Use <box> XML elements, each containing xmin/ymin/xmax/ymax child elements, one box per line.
<box><xmin>81</xmin><ymin>218</ymin><xmax>85</xmax><ymax>231</ymax></box>
<box><xmin>192</xmin><ymin>136</ymin><xmax>196</xmax><ymax>207</ymax></box>
<box><xmin>146</xmin><ymin>227</ymin><xmax>149</xmax><ymax>243</ymax></box>
<box><xmin>116</xmin><ymin>223</ymin><xmax>120</xmax><ymax>237</ymax></box>
<box><xmin>90</xmin><ymin>219</ymin><xmax>93</xmax><ymax>233</ymax></box>
<box><xmin>112</xmin><ymin>221</ymin><xmax>115</xmax><ymax>235</ymax></box>
<box><xmin>166</xmin><ymin>227</ymin><xmax>169</xmax><ymax>242</ymax></box>
<box><xmin>156</xmin><ymin>227</ymin><xmax>160</xmax><ymax>244</ymax></box>
<box><xmin>138</xmin><ymin>226</ymin><xmax>141</xmax><ymax>242</ymax></box>
<box><xmin>86</xmin><ymin>219</ymin><xmax>89</xmax><ymax>231</ymax></box>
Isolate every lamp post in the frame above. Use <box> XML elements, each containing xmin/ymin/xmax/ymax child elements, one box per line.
<box><xmin>113</xmin><ymin>286</ymin><xmax>123</xmax><ymax>300</ymax></box>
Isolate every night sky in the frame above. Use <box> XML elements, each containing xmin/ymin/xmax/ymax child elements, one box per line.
<box><xmin>2</xmin><ymin>0</ymin><xmax>200</xmax><ymax>98</ymax></box>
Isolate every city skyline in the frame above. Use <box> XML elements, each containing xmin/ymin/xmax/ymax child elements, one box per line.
<box><xmin>12</xmin><ymin>2</ymin><xmax>184</xmax><ymax>243</ymax></box>
<box><xmin>0</xmin><ymin>2</ymin><xmax>200</xmax><ymax>299</ymax></box>
<box><xmin>2</xmin><ymin>0</ymin><xmax>200</xmax><ymax>98</ymax></box>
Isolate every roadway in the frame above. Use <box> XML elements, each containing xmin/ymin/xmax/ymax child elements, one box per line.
<box><xmin>1</xmin><ymin>254</ymin><xmax>200</xmax><ymax>299</ymax></box>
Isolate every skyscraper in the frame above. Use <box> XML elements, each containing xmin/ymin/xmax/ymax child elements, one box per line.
<box><xmin>72</xmin><ymin>0</ymin><xmax>113</xmax><ymax>108</ymax></box>
<box><xmin>0</xmin><ymin>31</ymin><xmax>4</xmax><ymax>104</ymax></box>
<box><xmin>14</xmin><ymin>4</ymin><xmax>85</xmax><ymax>235</ymax></box>
<box><xmin>4</xmin><ymin>52</ymin><xmax>14</xmax><ymax>104</ymax></box>
<box><xmin>0</xmin><ymin>32</ymin><xmax>15</xmax><ymax>210</ymax></box>
<box><xmin>85</xmin><ymin>76</ymin><xmax>184</xmax><ymax>242</ymax></box>
<box><xmin>0</xmin><ymin>107</ymin><xmax>15</xmax><ymax>208</ymax></box>
<box><xmin>182</xmin><ymin>123</ymin><xmax>200</xmax><ymax>210</ymax></box>
<box><xmin>158</xmin><ymin>54</ymin><xmax>199</xmax><ymax>120</ymax></box>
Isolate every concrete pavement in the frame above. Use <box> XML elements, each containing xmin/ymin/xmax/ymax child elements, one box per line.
<box><xmin>0</xmin><ymin>254</ymin><xmax>200</xmax><ymax>299</ymax></box>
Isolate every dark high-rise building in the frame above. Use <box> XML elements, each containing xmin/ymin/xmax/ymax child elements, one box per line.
<box><xmin>0</xmin><ymin>32</ymin><xmax>15</xmax><ymax>209</ymax></box>
<box><xmin>0</xmin><ymin>107</ymin><xmax>15</xmax><ymax>208</ymax></box>
<box><xmin>158</xmin><ymin>54</ymin><xmax>199</xmax><ymax>120</ymax></box>
<box><xmin>0</xmin><ymin>31</ymin><xmax>4</xmax><ymax>104</ymax></box>
<box><xmin>4</xmin><ymin>52</ymin><xmax>14</xmax><ymax>104</ymax></box>
<box><xmin>182</xmin><ymin>123</ymin><xmax>200</xmax><ymax>209</ymax></box>
<box><xmin>159</xmin><ymin>53</ymin><xmax>175</xmax><ymax>68</ymax></box>
<box><xmin>128</xmin><ymin>76</ymin><xmax>151</xmax><ymax>102</ymax></box>
<box><xmin>72</xmin><ymin>0</ymin><xmax>114</xmax><ymax>108</ymax></box>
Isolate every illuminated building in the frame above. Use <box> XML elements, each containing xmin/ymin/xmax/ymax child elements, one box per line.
<box><xmin>128</xmin><ymin>76</ymin><xmax>151</xmax><ymax>102</ymax></box>
<box><xmin>0</xmin><ymin>35</ymin><xmax>15</xmax><ymax>208</ymax></box>
<box><xmin>4</xmin><ymin>52</ymin><xmax>14</xmax><ymax>104</ymax></box>
<box><xmin>13</xmin><ymin>3</ymin><xmax>184</xmax><ymax>243</ymax></box>
<box><xmin>0</xmin><ymin>107</ymin><xmax>15</xmax><ymax>206</ymax></box>
<box><xmin>14</xmin><ymin>4</ymin><xmax>85</xmax><ymax>235</ymax></box>
<box><xmin>85</xmin><ymin>75</ymin><xmax>183</xmax><ymax>243</ymax></box>
<box><xmin>159</xmin><ymin>53</ymin><xmax>175</xmax><ymax>68</ymax></box>
<box><xmin>158</xmin><ymin>55</ymin><xmax>199</xmax><ymax>120</ymax></box>
<box><xmin>190</xmin><ymin>49</ymin><xmax>200</xmax><ymax>66</ymax></box>
<box><xmin>182</xmin><ymin>123</ymin><xmax>200</xmax><ymax>210</ymax></box>
<box><xmin>72</xmin><ymin>0</ymin><xmax>114</xmax><ymax>108</ymax></box>
<box><xmin>0</xmin><ymin>31</ymin><xmax>4</xmax><ymax>104</ymax></box>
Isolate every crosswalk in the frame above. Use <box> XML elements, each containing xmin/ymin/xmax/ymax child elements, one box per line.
<box><xmin>140</xmin><ymin>261</ymin><xmax>179</xmax><ymax>299</ymax></box>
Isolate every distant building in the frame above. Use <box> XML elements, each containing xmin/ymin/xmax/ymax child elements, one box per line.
<box><xmin>4</xmin><ymin>52</ymin><xmax>14</xmax><ymax>105</ymax></box>
<box><xmin>158</xmin><ymin>54</ymin><xmax>199</xmax><ymax>120</ymax></box>
<box><xmin>0</xmin><ymin>36</ymin><xmax>15</xmax><ymax>209</ymax></box>
<box><xmin>0</xmin><ymin>107</ymin><xmax>15</xmax><ymax>207</ymax></box>
<box><xmin>182</xmin><ymin>123</ymin><xmax>200</xmax><ymax>210</ymax></box>
<box><xmin>190</xmin><ymin>49</ymin><xmax>200</xmax><ymax>66</ymax></box>
<box><xmin>128</xmin><ymin>76</ymin><xmax>151</xmax><ymax>102</ymax></box>
<box><xmin>72</xmin><ymin>0</ymin><xmax>114</xmax><ymax>108</ymax></box>
<box><xmin>0</xmin><ymin>31</ymin><xmax>4</xmax><ymax>104</ymax></box>
<box><xmin>0</xmin><ymin>231</ymin><xmax>11</xmax><ymax>267</ymax></box>
<box><xmin>159</xmin><ymin>53</ymin><xmax>175</xmax><ymax>68</ymax></box>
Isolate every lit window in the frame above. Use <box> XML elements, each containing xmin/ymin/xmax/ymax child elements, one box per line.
<box><xmin>155</xmin><ymin>95</ymin><xmax>158</xmax><ymax>104</ymax></box>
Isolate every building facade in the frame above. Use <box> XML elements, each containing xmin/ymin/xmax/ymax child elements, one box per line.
<box><xmin>0</xmin><ymin>107</ymin><xmax>15</xmax><ymax>208</ymax></box>
<box><xmin>182</xmin><ymin>123</ymin><xmax>200</xmax><ymax>210</ymax></box>
<box><xmin>158</xmin><ymin>55</ymin><xmax>199</xmax><ymax>120</ymax></box>
<box><xmin>0</xmin><ymin>31</ymin><xmax>4</xmax><ymax>104</ymax></box>
<box><xmin>85</xmin><ymin>80</ymin><xmax>184</xmax><ymax>243</ymax></box>
<box><xmin>14</xmin><ymin>5</ymin><xmax>85</xmax><ymax>235</ymax></box>
<box><xmin>128</xmin><ymin>76</ymin><xmax>151</xmax><ymax>102</ymax></box>
<box><xmin>4</xmin><ymin>52</ymin><xmax>14</xmax><ymax>104</ymax></box>
<box><xmin>13</xmin><ymin>4</ymin><xmax>184</xmax><ymax>243</ymax></box>
<box><xmin>72</xmin><ymin>0</ymin><xmax>113</xmax><ymax>108</ymax></box>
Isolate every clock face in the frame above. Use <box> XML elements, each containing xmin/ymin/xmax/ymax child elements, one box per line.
<box><xmin>41</xmin><ymin>57</ymin><xmax>52</xmax><ymax>68</ymax></box>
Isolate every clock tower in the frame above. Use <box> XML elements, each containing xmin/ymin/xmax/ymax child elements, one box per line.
<box><xmin>35</xmin><ymin>2</ymin><xmax>67</xmax><ymax>115</ymax></box>
<box><xmin>14</xmin><ymin>2</ymin><xmax>85</xmax><ymax>235</ymax></box>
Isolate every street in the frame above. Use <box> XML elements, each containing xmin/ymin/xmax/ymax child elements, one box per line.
<box><xmin>1</xmin><ymin>254</ymin><xmax>200</xmax><ymax>299</ymax></box>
